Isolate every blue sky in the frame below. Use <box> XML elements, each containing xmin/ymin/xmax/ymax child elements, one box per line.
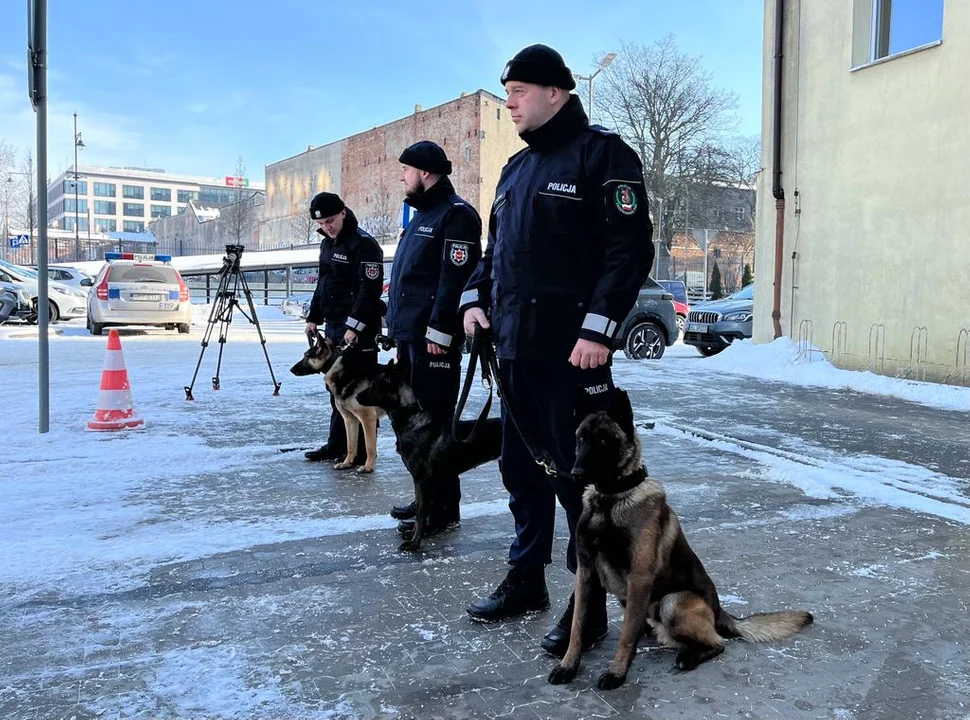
<box><xmin>0</xmin><ymin>0</ymin><xmax>765</xmax><ymax>182</ymax></box>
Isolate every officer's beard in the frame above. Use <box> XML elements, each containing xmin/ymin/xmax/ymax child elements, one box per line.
<box><xmin>404</xmin><ymin>178</ymin><xmax>426</xmax><ymax>200</ymax></box>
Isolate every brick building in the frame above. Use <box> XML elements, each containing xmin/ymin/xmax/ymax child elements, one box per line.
<box><xmin>259</xmin><ymin>90</ymin><xmax>523</xmax><ymax>248</ymax></box>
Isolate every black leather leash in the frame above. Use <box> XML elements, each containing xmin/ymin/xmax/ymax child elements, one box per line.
<box><xmin>452</xmin><ymin>325</ymin><xmax>572</xmax><ymax>479</ymax></box>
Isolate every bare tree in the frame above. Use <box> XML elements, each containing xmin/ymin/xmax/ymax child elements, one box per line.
<box><xmin>359</xmin><ymin>178</ymin><xmax>397</xmax><ymax>243</ymax></box>
<box><xmin>222</xmin><ymin>156</ymin><xmax>257</xmax><ymax>247</ymax></box>
<box><xmin>289</xmin><ymin>171</ymin><xmax>319</xmax><ymax>246</ymax></box>
<box><xmin>596</xmin><ymin>35</ymin><xmax>739</xmax><ymax>277</ymax></box>
<box><xmin>0</xmin><ymin>140</ymin><xmax>17</xmax><ymax>246</ymax></box>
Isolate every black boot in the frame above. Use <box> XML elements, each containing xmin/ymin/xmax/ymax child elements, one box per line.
<box><xmin>304</xmin><ymin>444</ymin><xmax>346</xmax><ymax>461</ymax></box>
<box><xmin>390</xmin><ymin>500</ymin><xmax>416</xmax><ymax>520</ymax></box>
<box><xmin>466</xmin><ymin>564</ymin><xmax>550</xmax><ymax>622</ymax></box>
<box><xmin>540</xmin><ymin>586</ymin><xmax>609</xmax><ymax>657</ymax></box>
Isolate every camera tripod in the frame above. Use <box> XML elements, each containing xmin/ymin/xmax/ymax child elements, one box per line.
<box><xmin>184</xmin><ymin>244</ymin><xmax>282</xmax><ymax>400</ymax></box>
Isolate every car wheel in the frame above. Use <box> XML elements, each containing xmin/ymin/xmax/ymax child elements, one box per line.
<box><xmin>177</xmin><ymin>323</ymin><xmax>191</xmax><ymax>334</ymax></box>
<box><xmin>28</xmin><ymin>299</ymin><xmax>59</xmax><ymax>323</ymax></box>
<box><xmin>624</xmin><ymin>321</ymin><xmax>665</xmax><ymax>360</ymax></box>
<box><xmin>676</xmin><ymin>314</ymin><xmax>686</xmax><ymax>336</ymax></box>
<box><xmin>697</xmin><ymin>346</ymin><xmax>722</xmax><ymax>357</ymax></box>
<box><xmin>88</xmin><ymin>313</ymin><xmax>104</xmax><ymax>335</ymax></box>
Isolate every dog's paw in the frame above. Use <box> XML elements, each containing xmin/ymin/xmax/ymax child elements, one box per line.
<box><xmin>356</xmin><ymin>465</ymin><xmax>374</xmax><ymax>474</ymax></box>
<box><xmin>547</xmin><ymin>664</ymin><xmax>578</xmax><ymax>685</ymax></box>
<box><xmin>333</xmin><ymin>461</ymin><xmax>353</xmax><ymax>470</ymax></box>
<box><xmin>397</xmin><ymin>539</ymin><xmax>422</xmax><ymax>552</ymax></box>
<box><xmin>596</xmin><ymin>670</ymin><xmax>627</xmax><ymax>691</ymax></box>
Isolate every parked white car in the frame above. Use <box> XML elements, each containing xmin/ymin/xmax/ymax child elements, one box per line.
<box><xmin>47</xmin><ymin>265</ymin><xmax>95</xmax><ymax>289</ymax></box>
<box><xmin>86</xmin><ymin>253</ymin><xmax>192</xmax><ymax>335</ymax></box>
<box><xmin>0</xmin><ymin>260</ymin><xmax>88</xmax><ymax>323</ymax></box>
<box><xmin>281</xmin><ymin>292</ymin><xmax>313</xmax><ymax>319</ymax></box>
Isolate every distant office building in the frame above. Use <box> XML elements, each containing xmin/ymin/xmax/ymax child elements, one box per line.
<box><xmin>47</xmin><ymin>165</ymin><xmax>265</xmax><ymax>236</ymax></box>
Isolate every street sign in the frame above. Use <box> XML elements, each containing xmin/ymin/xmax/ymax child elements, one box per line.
<box><xmin>8</xmin><ymin>234</ymin><xmax>29</xmax><ymax>248</ymax></box>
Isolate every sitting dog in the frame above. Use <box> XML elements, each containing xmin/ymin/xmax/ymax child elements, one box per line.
<box><xmin>289</xmin><ymin>333</ymin><xmax>385</xmax><ymax>473</ymax></box>
<box><xmin>548</xmin><ymin>387</ymin><xmax>813</xmax><ymax>690</ymax></box>
<box><xmin>356</xmin><ymin>359</ymin><xmax>503</xmax><ymax>552</ymax></box>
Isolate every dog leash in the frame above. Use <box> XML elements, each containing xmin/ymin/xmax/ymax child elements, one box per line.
<box><xmin>453</xmin><ymin>326</ymin><xmax>572</xmax><ymax>480</ymax></box>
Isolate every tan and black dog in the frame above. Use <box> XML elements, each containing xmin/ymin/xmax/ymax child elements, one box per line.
<box><xmin>290</xmin><ymin>333</ymin><xmax>385</xmax><ymax>473</ymax></box>
<box><xmin>548</xmin><ymin>387</ymin><xmax>813</xmax><ymax>690</ymax></box>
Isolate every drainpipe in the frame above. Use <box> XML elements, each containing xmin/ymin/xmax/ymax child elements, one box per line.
<box><xmin>771</xmin><ymin>0</ymin><xmax>786</xmax><ymax>339</ymax></box>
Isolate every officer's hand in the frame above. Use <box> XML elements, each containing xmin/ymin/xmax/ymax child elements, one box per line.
<box><xmin>427</xmin><ymin>342</ymin><xmax>446</xmax><ymax>356</ymax></box>
<box><xmin>569</xmin><ymin>339</ymin><xmax>610</xmax><ymax>370</ymax></box>
<box><xmin>305</xmin><ymin>322</ymin><xmax>318</xmax><ymax>337</ymax></box>
<box><xmin>463</xmin><ymin>307</ymin><xmax>490</xmax><ymax>336</ymax></box>
<box><xmin>343</xmin><ymin>328</ymin><xmax>358</xmax><ymax>345</ymax></box>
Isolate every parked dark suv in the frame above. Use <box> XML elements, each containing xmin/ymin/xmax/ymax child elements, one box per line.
<box><xmin>614</xmin><ymin>278</ymin><xmax>679</xmax><ymax>360</ymax></box>
<box><xmin>683</xmin><ymin>283</ymin><xmax>754</xmax><ymax>356</ymax></box>
<box><xmin>657</xmin><ymin>279</ymin><xmax>689</xmax><ymax>335</ymax></box>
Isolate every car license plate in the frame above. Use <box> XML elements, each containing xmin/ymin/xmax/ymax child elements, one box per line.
<box><xmin>158</xmin><ymin>301</ymin><xmax>176</xmax><ymax>310</ymax></box>
<box><xmin>132</xmin><ymin>293</ymin><xmax>162</xmax><ymax>302</ymax></box>
<box><xmin>687</xmin><ymin>323</ymin><xmax>708</xmax><ymax>333</ymax></box>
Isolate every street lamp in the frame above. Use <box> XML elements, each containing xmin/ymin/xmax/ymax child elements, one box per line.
<box><xmin>572</xmin><ymin>52</ymin><xmax>617</xmax><ymax>125</ymax></box>
<box><xmin>6</xmin><ymin>171</ymin><xmax>35</xmax><ymax>265</ymax></box>
<box><xmin>73</xmin><ymin>112</ymin><xmax>85</xmax><ymax>261</ymax></box>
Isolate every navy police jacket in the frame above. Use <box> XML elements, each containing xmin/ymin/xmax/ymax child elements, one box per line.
<box><xmin>459</xmin><ymin>95</ymin><xmax>654</xmax><ymax>360</ymax></box>
<box><xmin>306</xmin><ymin>208</ymin><xmax>385</xmax><ymax>339</ymax></box>
<box><xmin>386</xmin><ymin>177</ymin><xmax>482</xmax><ymax>348</ymax></box>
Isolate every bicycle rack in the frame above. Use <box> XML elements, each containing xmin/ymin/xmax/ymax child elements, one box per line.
<box><xmin>796</xmin><ymin>319</ymin><xmax>815</xmax><ymax>362</ymax></box>
<box><xmin>864</xmin><ymin>323</ymin><xmax>886</xmax><ymax>374</ymax></box>
<box><xmin>831</xmin><ymin>321</ymin><xmax>848</xmax><ymax>367</ymax></box>
<box><xmin>943</xmin><ymin>328</ymin><xmax>970</xmax><ymax>387</ymax></box>
<box><xmin>897</xmin><ymin>326</ymin><xmax>928</xmax><ymax>381</ymax></box>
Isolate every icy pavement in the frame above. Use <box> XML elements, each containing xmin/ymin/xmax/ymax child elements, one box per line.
<box><xmin>2</xmin><ymin>311</ymin><xmax>969</xmax><ymax>719</ymax></box>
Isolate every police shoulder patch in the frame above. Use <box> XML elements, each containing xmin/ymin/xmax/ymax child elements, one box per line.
<box><xmin>447</xmin><ymin>241</ymin><xmax>471</xmax><ymax>267</ymax></box>
<box><xmin>363</xmin><ymin>262</ymin><xmax>381</xmax><ymax>280</ymax></box>
<box><xmin>614</xmin><ymin>184</ymin><xmax>638</xmax><ymax>216</ymax></box>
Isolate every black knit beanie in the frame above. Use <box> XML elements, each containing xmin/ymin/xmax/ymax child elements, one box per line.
<box><xmin>500</xmin><ymin>44</ymin><xmax>576</xmax><ymax>90</ymax></box>
<box><xmin>309</xmin><ymin>192</ymin><xmax>345</xmax><ymax>219</ymax></box>
<box><xmin>398</xmin><ymin>141</ymin><xmax>452</xmax><ymax>176</ymax></box>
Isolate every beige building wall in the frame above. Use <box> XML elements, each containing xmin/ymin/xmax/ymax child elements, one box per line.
<box><xmin>259</xmin><ymin>90</ymin><xmax>523</xmax><ymax>249</ymax></box>
<box><xmin>755</xmin><ymin>0</ymin><xmax>970</xmax><ymax>383</ymax></box>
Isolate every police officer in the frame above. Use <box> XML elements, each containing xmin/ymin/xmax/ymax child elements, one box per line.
<box><xmin>385</xmin><ymin>141</ymin><xmax>483</xmax><ymax>529</ymax></box>
<box><xmin>304</xmin><ymin>192</ymin><xmax>385</xmax><ymax>462</ymax></box>
<box><xmin>459</xmin><ymin>45</ymin><xmax>654</xmax><ymax>656</ymax></box>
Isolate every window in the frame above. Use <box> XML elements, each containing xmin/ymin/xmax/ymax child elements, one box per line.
<box><xmin>63</xmin><ymin>216</ymin><xmax>89</xmax><ymax>232</ymax></box>
<box><xmin>857</xmin><ymin>0</ymin><xmax>944</xmax><ymax>65</ymax></box>
<box><xmin>123</xmin><ymin>202</ymin><xmax>144</xmax><ymax>217</ymax></box>
<box><xmin>95</xmin><ymin>218</ymin><xmax>117</xmax><ymax>233</ymax></box>
<box><xmin>122</xmin><ymin>184</ymin><xmax>144</xmax><ymax>199</ymax></box>
<box><xmin>93</xmin><ymin>182</ymin><xmax>116</xmax><ymax>197</ymax></box>
<box><xmin>151</xmin><ymin>187</ymin><xmax>171</xmax><ymax>202</ymax></box>
<box><xmin>151</xmin><ymin>204</ymin><xmax>172</xmax><ymax>219</ymax></box>
<box><xmin>177</xmin><ymin>189</ymin><xmax>199</xmax><ymax>204</ymax></box>
<box><xmin>63</xmin><ymin>179</ymin><xmax>87</xmax><ymax>195</ymax></box>
<box><xmin>64</xmin><ymin>198</ymin><xmax>88</xmax><ymax>213</ymax></box>
<box><xmin>94</xmin><ymin>200</ymin><xmax>116</xmax><ymax>215</ymax></box>
<box><xmin>873</xmin><ymin>0</ymin><xmax>943</xmax><ymax>60</ymax></box>
<box><xmin>123</xmin><ymin>220</ymin><xmax>145</xmax><ymax>233</ymax></box>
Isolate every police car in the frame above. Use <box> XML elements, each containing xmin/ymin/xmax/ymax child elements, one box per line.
<box><xmin>86</xmin><ymin>253</ymin><xmax>192</xmax><ymax>335</ymax></box>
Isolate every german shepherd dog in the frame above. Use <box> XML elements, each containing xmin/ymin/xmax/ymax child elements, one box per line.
<box><xmin>356</xmin><ymin>359</ymin><xmax>503</xmax><ymax>552</ymax></box>
<box><xmin>548</xmin><ymin>387</ymin><xmax>813</xmax><ymax>690</ymax></box>
<box><xmin>289</xmin><ymin>332</ymin><xmax>385</xmax><ymax>473</ymax></box>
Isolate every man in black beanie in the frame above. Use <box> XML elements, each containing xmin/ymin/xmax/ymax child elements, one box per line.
<box><xmin>460</xmin><ymin>44</ymin><xmax>654</xmax><ymax>657</ymax></box>
<box><xmin>384</xmin><ymin>141</ymin><xmax>483</xmax><ymax>532</ymax></box>
<box><xmin>302</xmin><ymin>191</ymin><xmax>385</xmax><ymax>464</ymax></box>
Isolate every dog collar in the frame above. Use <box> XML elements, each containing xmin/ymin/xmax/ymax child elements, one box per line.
<box><xmin>596</xmin><ymin>465</ymin><xmax>648</xmax><ymax>495</ymax></box>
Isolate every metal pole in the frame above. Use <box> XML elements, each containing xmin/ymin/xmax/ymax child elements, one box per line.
<box><xmin>73</xmin><ymin>113</ymin><xmax>79</xmax><ymax>261</ymax></box>
<box><xmin>32</xmin><ymin>0</ymin><xmax>50</xmax><ymax>433</ymax></box>
<box><xmin>702</xmin><ymin>230</ymin><xmax>709</xmax><ymax>300</ymax></box>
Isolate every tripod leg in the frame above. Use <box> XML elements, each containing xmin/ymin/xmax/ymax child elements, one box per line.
<box><xmin>211</xmin><ymin>271</ymin><xmax>241</xmax><ymax>390</ymax></box>
<box><xmin>185</xmin><ymin>266</ymin><xmax>233</xmax><ymax>399</ymax></box>
<box><xmin>238</xmin><ymin>273</ymin><xmax>282</xmax><ymax>395</ymax></box>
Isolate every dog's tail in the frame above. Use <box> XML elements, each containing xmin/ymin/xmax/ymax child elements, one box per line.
<box><xmin>718</xmin><ymin>610</ymin><xmax>813</xmax><ymax>643</ymax></box>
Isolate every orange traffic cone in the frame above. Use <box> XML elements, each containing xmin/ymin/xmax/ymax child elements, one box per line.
<box><xmin>86</xmin><ymin>329</ymin><xmax>145</xmax><ymax>431</ymax></box>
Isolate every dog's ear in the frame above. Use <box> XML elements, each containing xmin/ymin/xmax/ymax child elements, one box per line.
<box><xmin>607</xmin><ymin>388</ymin><xmax>635</xmax><ymax>436</ymax></box>
<box><xmin>574</xmin><ymin>386</ymin><xmax>597</xmax><ymax>424</ymax></box>
<box><xmin>314</xmin><ymin>330</ymin><xmax>326</xmax><ymax>347</ymax></box>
